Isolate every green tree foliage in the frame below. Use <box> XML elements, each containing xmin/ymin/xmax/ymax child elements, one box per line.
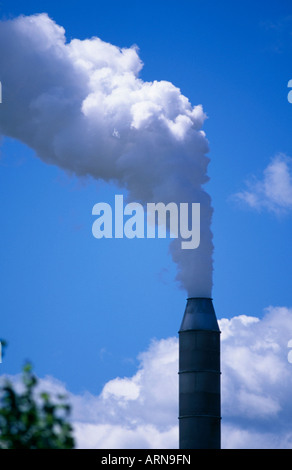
<box><xmin>0</xmin><ymin>359</ymin><xmax>75</xmax><ymax>449</ymax></box>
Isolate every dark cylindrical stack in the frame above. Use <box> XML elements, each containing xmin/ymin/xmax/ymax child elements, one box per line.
<box><xmin>179</xmin><ymin>297</ymin><xmax>221</xmax><ymax>449</ymax></box>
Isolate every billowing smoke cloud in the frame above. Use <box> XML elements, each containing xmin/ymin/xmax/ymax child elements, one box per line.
<box><xmin>0</xmin><ymin>13</ymin><xmax>213</xmax><ymax>296</ymax></box>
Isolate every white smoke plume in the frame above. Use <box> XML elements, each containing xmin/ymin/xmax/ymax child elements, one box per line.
<box><xmin>0</xmin><ymin>13</ymin><xmax>213</xmax><ymax>296</ymax></box>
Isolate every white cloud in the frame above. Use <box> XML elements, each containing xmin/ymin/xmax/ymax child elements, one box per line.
<box><xmin>41</xmin><ymin>337</ymin><xmax>178</xmax><ymax>449</ymax></box>
<box><xmin>234</xmin><ymin>154</ymin><xmax>292</xmax><ymax>214</ymax></box>
<box><xmin>220</xmin><ymin>306</ymin><xmax>292</xmax><ymax>448</ymax></box>
<box><xmin>73</xmin><ymin>423</ymin><xmax>178</xmax><ymax>450</ymax></box>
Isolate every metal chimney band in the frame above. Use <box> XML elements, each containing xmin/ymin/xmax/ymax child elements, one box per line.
<box><xmin>179</xmin><ymin>297</ymin><xmax>221</xmax><ymax>449</ymax></box>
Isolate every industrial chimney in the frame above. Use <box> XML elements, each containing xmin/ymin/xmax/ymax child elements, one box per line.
<box><xmin>178</xmin><ymin>297</ymin><xmax>221</xmax><ymax>449</ymax></box>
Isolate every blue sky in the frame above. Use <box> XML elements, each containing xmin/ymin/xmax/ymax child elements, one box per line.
<box><xmin>0</xmin><ymin>0</ymin><xmax>292</xmax><ymax>448</ymax></box>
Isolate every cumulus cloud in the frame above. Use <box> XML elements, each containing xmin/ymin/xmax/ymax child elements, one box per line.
<box><xmin>2</xmin><ymin>337</ymin><xmax>179</xmax><ymax>449</ymax></box>
<box><xmin>234</xmin><ymin>154</ymin><xmax>292</xmax><ymax>214</ymax></box>
<box><xmin>0</xmin><ymin>13</ymin><xmax>213</xmax><ymax>297</ymax></box>
<box><xmin>219</xmin><ymin>306</ymin><xmax>292</xmax><ymax>448</ymax></box>
<box><xmin>3</xmin><ymin>307</ymin><xmax>292</xmax><ymax>449</ymax></box>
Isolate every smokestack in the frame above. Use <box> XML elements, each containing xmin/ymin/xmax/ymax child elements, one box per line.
<box><xmin>179</xmin><ymin>297</ymin><xmax>221</xmax><ymax>449</ymax></box>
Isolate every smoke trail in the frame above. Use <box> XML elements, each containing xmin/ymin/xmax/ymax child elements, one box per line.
<box><xmin>0</xmin><ymin>13</ymin><xmax>213</xmax><ymax>297</ymax></box>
